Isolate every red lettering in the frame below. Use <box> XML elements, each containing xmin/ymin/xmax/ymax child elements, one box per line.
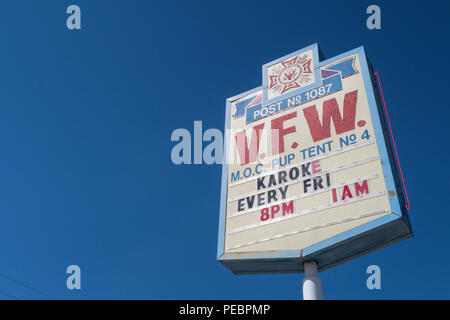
<box><xmin>282</xmin><ymin>200</ymin><xmax>294</xmax><ymax>216</ymax></box>
<box><xmin>331</xmin><ymin>188</ymin><xmax>338</xmax><ymax>203</ymax></box>
<box><xmin>235</xmin><ymin>123</ymin><xmax>265</xmax><ymax>165</ymax></box>
<box><xmin>341</xmin><ymin>185</ymin><xmax>353</xmax><ymax>200</ymax></box>
<box><xmin>303</xmin><ymin>90</ymin><xmax>358</xmax><ymax>142</ymax></box>
<box><xmin>311</xmin><ymin>159</ymin><xmax>321</xmax><ymax>174</ymax></box>
<box><xmin>260</xmin><ymin>208</ymin><xmax>269</xmax><ymax>221</ymax></box>
<box><xmin>355</xmin><ymin>180</ymin><xmax>369</xmax><ymax>196</ymax></box>
<box><xmin>271</xmin><ymin>111</ymin><xmax>297</xmax><ymax>155</ymax></box>
<box><xmin>271</xmin><ymin>205</ymin><xmax>280</xmax><ymax>218</ymax></box>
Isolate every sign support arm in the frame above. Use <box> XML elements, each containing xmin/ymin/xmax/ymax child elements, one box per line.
<box><xmin>303</xmin><ymin>261</ymin><xmax>322</xmax><ymax>300</ymax></box>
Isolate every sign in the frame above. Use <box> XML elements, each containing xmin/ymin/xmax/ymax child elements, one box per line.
<box><xmin>217</xmin><ymin>44</ymin><xmax>412</xmax><ymax>274</ymax></box>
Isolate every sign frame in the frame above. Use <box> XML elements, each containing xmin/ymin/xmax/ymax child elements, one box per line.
<box><xmin>217</xmin><ymin>45</ymin><xmax>412</xmax><ymax>274</ymax></box>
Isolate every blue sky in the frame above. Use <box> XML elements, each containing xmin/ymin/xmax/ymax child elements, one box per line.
<box><xmin>0</xmin><ymin>0</ymin><xmax>449</xmax><ymax>299</ymax></box>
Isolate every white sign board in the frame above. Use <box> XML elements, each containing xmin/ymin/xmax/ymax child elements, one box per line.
<box><xmin>217</xmin><ymin>44</ymin><xmax>412</xmax><ymax>274</ymax></box>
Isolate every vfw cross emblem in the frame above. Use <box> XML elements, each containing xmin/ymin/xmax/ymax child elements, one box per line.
<box><xmin>267</xmin><ymin>50</ymin><xmax>315</xmax><ymax>100</ymax></box>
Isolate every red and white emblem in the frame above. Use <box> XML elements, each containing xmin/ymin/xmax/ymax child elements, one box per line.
<box><xmin>267</xmin><ymin>51</ymin><xmax>315</xmax><ymax>99</ymax></box>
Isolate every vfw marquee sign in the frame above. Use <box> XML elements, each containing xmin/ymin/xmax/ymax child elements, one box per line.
<box><xmin>217</xmin><ymin>44</ymin><xmax>412</xmax><ymax>274</ymax></box>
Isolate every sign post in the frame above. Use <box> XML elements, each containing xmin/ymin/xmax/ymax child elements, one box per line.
<box><xmin>217</xmin><ymin>44</ymin><xmax>412</xmax><ymax>297</ymax></box>
<box><xmin>303</xmin><ymin>261</ymin><xmax>322</xmax><ymax>300</ymax></box>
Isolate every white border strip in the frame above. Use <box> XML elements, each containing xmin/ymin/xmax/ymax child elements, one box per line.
<box><xmin>228</xmin><ymin>174</ymin><xmax>378</xmax><ymax>218</ymax></box>
<box><xmin>229</xmin><ymin>140</ymin><xmax>374</xmax><ymax>187</ymax></box>
<box><xmin>226</xmin><ymin>209</ymin><xmax>389</xmax><ymax>251</ymax></box>
<box><xmin>227</xmin><ymin>191</ymin><xmax>385</xmax><ymax>235</ymax></box>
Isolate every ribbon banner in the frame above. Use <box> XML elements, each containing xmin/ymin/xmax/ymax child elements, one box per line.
<box><xmin>235</xmin><ymin>56</ymin><xmax>358</xmax><ymax>124</ymax></box>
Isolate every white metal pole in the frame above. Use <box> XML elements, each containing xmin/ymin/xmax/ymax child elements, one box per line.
<box><xmin>302</xmin><ymin>261</ymin><xmax>323</xmax><ymax>300</ymax></box>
